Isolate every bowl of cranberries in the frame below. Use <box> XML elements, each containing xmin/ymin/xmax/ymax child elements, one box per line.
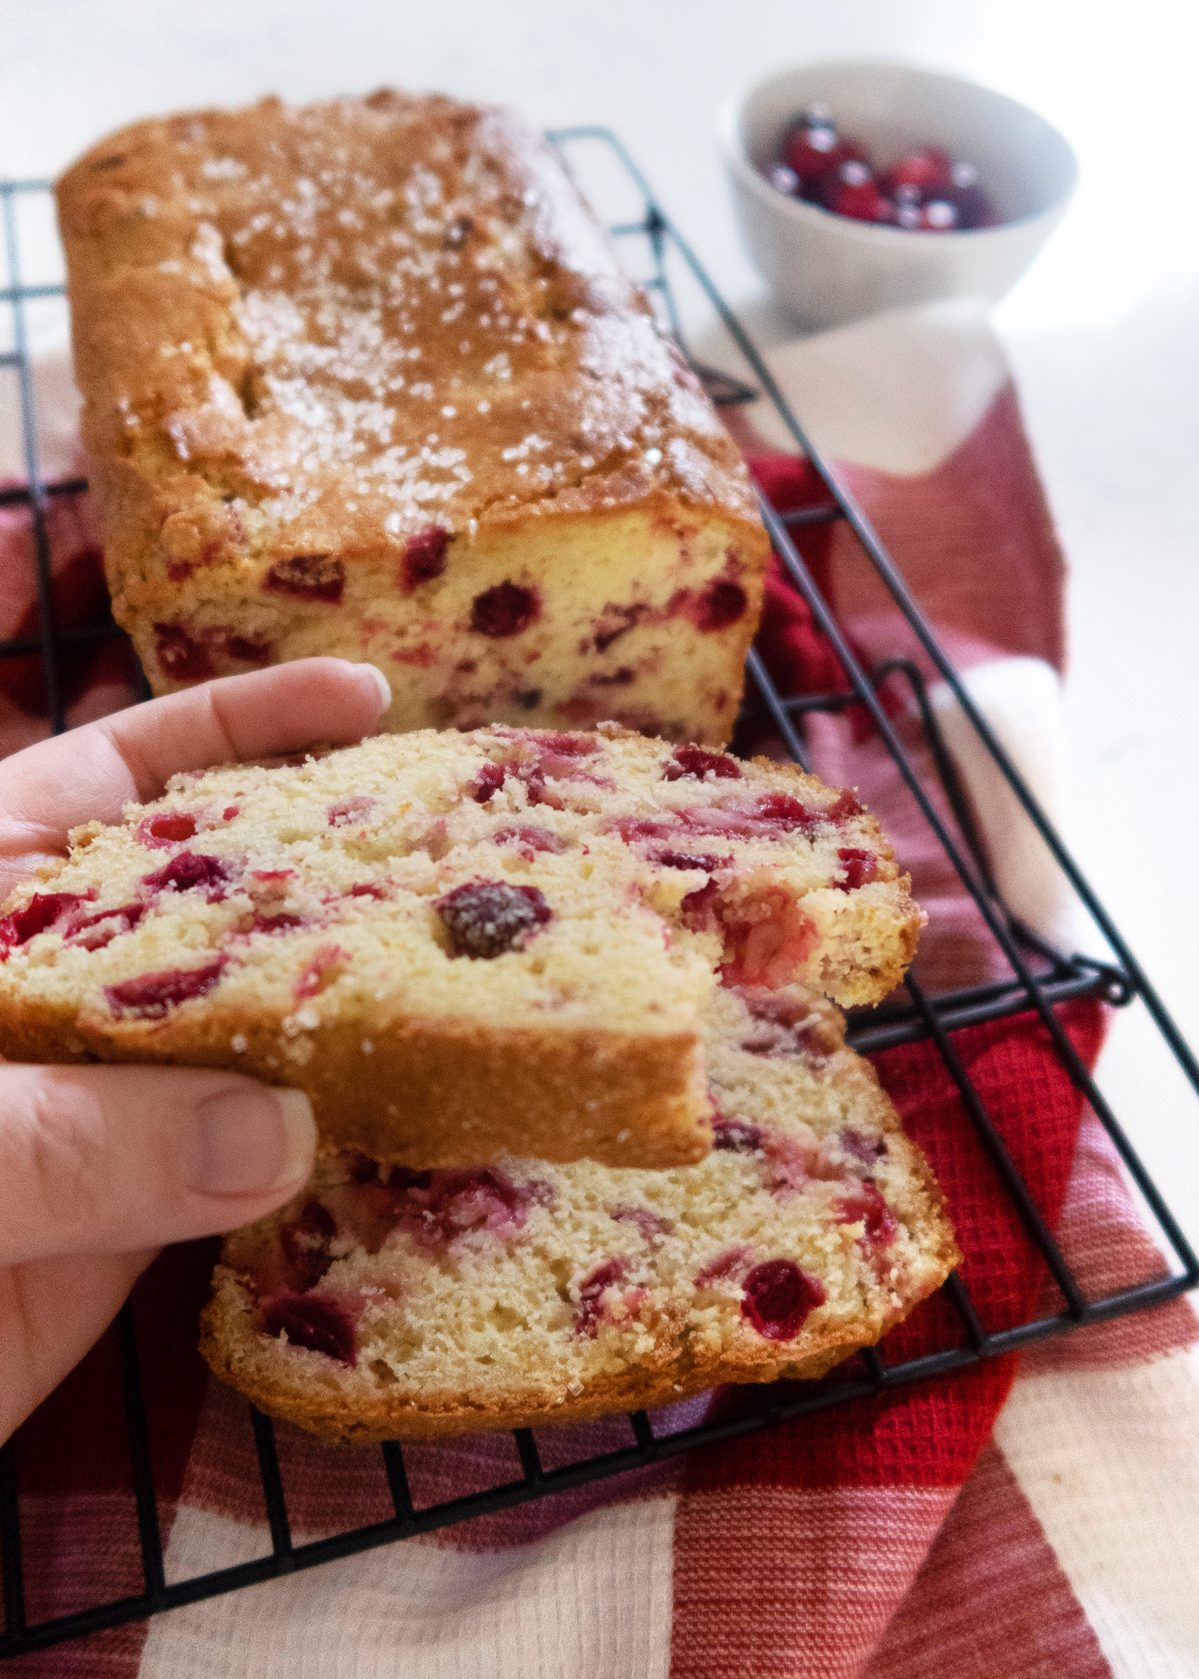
<box><xmin>721</xmin><ymin>61</ymin><xmax>1077</xmax><ymax>327</ymax></box>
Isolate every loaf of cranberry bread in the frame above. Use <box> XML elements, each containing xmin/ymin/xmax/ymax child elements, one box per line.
<box><xmin>56</xmin><ymin>91</ymin><xmax>770</xmax><ymax>745</ymax></box>
<box><xmin>201</xmin><ymin>983</ymin><xmax>957</xmax><ymax>1440</ymax></box>
<box><xmin>0</xmin><ymin>724</ymin><xmax>920</xmax><ymax>1167</ymax></box>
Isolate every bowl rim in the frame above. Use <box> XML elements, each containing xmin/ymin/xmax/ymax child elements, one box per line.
<box><xmin>718</xmin><ymin>56</ymin><xmax>1079</xmax><ymax>242</ymax></box>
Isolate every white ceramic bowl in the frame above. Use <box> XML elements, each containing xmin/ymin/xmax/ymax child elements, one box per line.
<box><xmin>720</xmin><ymin>60</ymin><xmax>1078</xmax><ymax>329</ymax></box>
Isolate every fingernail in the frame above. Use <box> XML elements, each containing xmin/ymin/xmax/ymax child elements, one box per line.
<box><xmin>190</xmin><ymin>1086</ymin><xmax>316</xmax><ymax>1198</ymax></box>
<box><xmin>356</xmin><ymin>662</ymin><xmax>392</xmax><ymax>711</ymax></box>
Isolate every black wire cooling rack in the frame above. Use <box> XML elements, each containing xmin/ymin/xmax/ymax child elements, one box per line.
<box><xmin>1</xmin><ymin>127</ymin><xmax>1197</xmax><ymax>1661</ymax></box>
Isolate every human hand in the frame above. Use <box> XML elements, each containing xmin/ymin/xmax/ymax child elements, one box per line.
<box><xmin>0</xmin><ymin>657</ymin><xmax>391</xmax><ymax>1442</ymax></box>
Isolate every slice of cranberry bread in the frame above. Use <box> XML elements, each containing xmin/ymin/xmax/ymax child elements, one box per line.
<box><xmin>201</xmin><ymin>983</ymin><xmax>958</xmax><ymax>1441</ymax></box>
<box><xmin>0</xmin><ymin>723</ymin><xmax>921</xmax><ymax>1167</ymax></box>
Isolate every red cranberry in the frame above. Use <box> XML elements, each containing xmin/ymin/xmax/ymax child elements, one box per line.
<box><xmin>141</xmin><ymin>851</ymin><xmax>229</xmax><ymax>895</ymax></box>
<box><xmin>742</xmin><ymin>786</ymin><xmax>855</xmax><ymax>830</ymax></box>
<box><xmin>762</xmin><ymin>161</ymin><xmax>801</xmax><ymax>196</ymax></box>
<box><xmin>137</xmin><ymin>810</ymin><xmax>199</xmax><ymax>848</ymax></box>
<box><xmin>612</xmin><ymin>795</ymin><xmax>828</xmax><ymax>850</ymax></box>
<box><xmin>0</xmin><ymin>890</ymin><xmax>97</xmax><ymax>957</ymax></box>
<box><xmin>592</xmin><ymin>602</ymin><xmax>646</xmax><ymax>651</ymax></box>
<box><xmin>327</xmin><ymin>796</ymin><xmax>374</xmax><ymax>828</ymax></box>
<box><xmin>653</xmin><ymin>849</ymin><xmax>728</xmax><ymax>871</ymax></box>
<box><xmin>880</xmin><ymin>146</ymin><xmax>952</xmax><ymax>198</ymax></box>
<box><xmin>836</xmin><ymin>1183</ymin><xmax>898</xmax><ymax>1250</ymax></box>
<box><xmin>916</xmin><ymin>199</ymin><xmax>961</xmax><ymax>232</ymax></box>
<box><xmin>611</xmin><ymin>809</ymin><xmax>737</xmax><ymax>845</ymax></box>
<box><xmin>612</xmin><ymin>815</ymin><xmax>683</xmax><ymax>845</ymax></box>
<box><xmin>695</xmin><ymin>1245</ymin><xmax>751</xmax><ymax>1289</ymax></box>
<box><xmin>713</xmin><ymin>1114</ymin><xmax>766</xmax><ymax>1154</ymax></box>
<box><xmin>753</xmin><ymin>792</ymin><xmax>819</xmax><ymax>831</ymax></box>
<box><xmin>752</xmin><ymin>785</ymin><xmax>853</xmax><ymax>826</ymax></box>
<box><xmin>533</xmin><ymin>750</ymin><xmax>601</xmax><ymax>787</ymax></box>
<box><xmin>470</xmin><ymin>582</ymin><xmax>539</xmax><ymax>637</ymax></box>
<box><xmin>264</xmin><ymin>554</ymin><xmax>345</xmax><ymax>603</ymax></box>
<box><xmin>573</xmin><ymin>1257</ymin><xmax>629</xmax><ymax>1338</ymax></box>
<box><xmin>840</xmin><ymin>1127</ymin><xmax>887</xmax><ymax>1165</ymax></box>
<box><xmin>346</xmin><ymin>881</ymin><xmax>386</xmax><ymax>899</ymax></box>
<box><xmin>741</xmin><ymin>1258</ymin><xmax>825</xmax><ymax>1341</ymax></box>
<box><xmin>826</xmin><ymin>788</ymin><xmax>863</xmax><ymax>820</ymax></box>
<box><xmin>345</xmin><ymin>1151</ymin><xmax>384</xmax><ymax>1184</ymax></box>
<box><xmin>737</xmin><ymin>988</ymin><xmax>839</xmax><ymax>1059</ymax></box>
<box><xmin>517</xmin><ymin>730</ymin><xmax>597</xmax><ymax>756</ymax></box>
<box><xmin>383</xmin><ymin>1165</ymin><xmax>529</xmax><ymax>1247</ymax></box>
<box><xmin>890</xmin><ymin>182</ymin><xmax>925</xmax><ymax>219</ymax></box>
<box><xmin>780</xmin><ymin>118</ymin><xmax>864</xmax><ymax>194</ymax></box>
<box><xmin>279</xmin><ymin>1199</ymin><xmax>338</xmax><ymax>1291</ymax></box>
<box><xmin>436</xmin><ymin>880</ymin><xmax>552</xmax><ymax>958</ymax></box>
<box><xmin>664</xmin><ymin>744</ymin><xmax>742</xmax><ymax>782</ymax></box>
<box><xmin>942</xmin><ymin>162</ymin><xmax>997</xmax><ymax>228</ymax></box>
<box><xmin>837</xmin><ymin>846</ymin><xmax>879</xmax><ymax>890</ymax></box>
<box><xmin>0</xmin><ymin>890</ymin><xmax>95</xmax><ymax>954</ymax></box>
<box><xmin>63</xmin><ymin>902</ymin><xmax>146</xmax><ymax>950</ymax></box>
<box><xmin>612</xmin><ymin>810</ymin><xmax>738</xmax><ymax>847</ymax></box>
<box><xmin>491</xmin><ymin>824</ymin><xmax>566</xmax><ymax>855</ymax></box>
<box><xmin>691</xmin><ymin>578</ymin><xmax>748</xmax><ymax>632</ymax></box>
<box><xmin>823</xmin><ymin>160</ymin><xmax>893</xmax><ymax>222</ymax></box>
<box><xmin>680</xmin><ymin>877</ymin><xmax>721</xmax><ymax>931</ymax></box>
<box><xmin>609</xmin><ymin>1204</ymin><xmax>672</xmax><ymax>1240</ymax></box>
<box><xmin>224</xmin><ymin>635</ymin><xmax>272</xmax><ymax>665</ymax></box>
<box><xmin>249</xmin><ymin>910</ymin><xmax>305</xmax><ymax>935</ymax></box>
<box><xmin>154</xmin><ymin>623</ymin><xmax>214</xmax><ymax>681</ymax></box>
<box><xmin>246</xmin><ymin>913</ymin><xmax>300</xmax><ymax>940</ymax></box>
<box><xmin>470</xmin><ymin>762</ymin><xmax>508</xmax><ymax>803</ymax></box>
<box><xmin>401</xmin><ymin>526</ymin><xmax>450</xmax><ymax>591</ymax></box>
<box><xmin>259</xmin><ymin>1291</ymin><xmax>357</xmax><ymax>1364</ymax></box>
<box><xmin>105</xmin><ymin>957</ymin><xmax>227</xmax><ymax>1019</ymax></box>
<box><xmin>719</xmin><ymin>892</ymin><xmax>818</xmax><ymax>988</ymax></box>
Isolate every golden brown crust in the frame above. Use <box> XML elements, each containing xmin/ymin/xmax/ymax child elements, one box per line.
<box><xmin>56</xmin><ymin>93</ymin><xmax>763</xmax><ymax>542</ymax></box>
<box><xmin>56</xmin><ymin>91</ymin><xmax>770</xmax><ymax>741</ymax></box>
<box><xmin>0</xmin><ymin>990</ymin><xmax>709</xmax><ymax>1168</ymax></box>
<box><xmin>198</xmin><ymin>1309</ymin><xmax>861</xmax><ymax>1442</ymax></box>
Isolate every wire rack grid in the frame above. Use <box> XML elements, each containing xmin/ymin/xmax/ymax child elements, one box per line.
<box><xmin>0</xmin><ymin>127</ymin><xmax>1196</xmax><ymax>1661</ymax></box>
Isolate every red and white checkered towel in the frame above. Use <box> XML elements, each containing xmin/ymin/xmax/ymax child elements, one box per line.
<box><xmin>2</xmin><ymin>305</ymin><xmax>1197</xmax><ymax>1678</ymax></box>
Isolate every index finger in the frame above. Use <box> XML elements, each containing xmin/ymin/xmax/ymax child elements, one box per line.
<box><xmin>0</xmin><ymin>658</ymin><xmax>391</xmax><ymax>892</ymax></box>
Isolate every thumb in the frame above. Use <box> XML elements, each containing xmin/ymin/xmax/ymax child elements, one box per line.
<box><xmin>0</xmin><ymin>1064</ymin><xmax>316</xmax><ymax>1263</ymax></box>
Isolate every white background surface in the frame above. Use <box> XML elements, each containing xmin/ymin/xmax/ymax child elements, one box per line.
<box><xmin>1</xmin><ymin>0</ymin><xmax>1197</xmax><ymax>1254</ymax></box>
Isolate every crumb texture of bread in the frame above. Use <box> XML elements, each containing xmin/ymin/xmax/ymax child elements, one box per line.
<box><xmin>0</xmin><ymin>724</ymin><xmax>921</xmax><ymax>1166</ymax></box>
<box><xmin>56</xmin><ymin>90</ymin><xmax>770</xmax><ymax>745</ymax></box>
<box><xmin>200</xmin><ymin>984</ymin><xmax>958</xmax><ymax>1441</ymax></box>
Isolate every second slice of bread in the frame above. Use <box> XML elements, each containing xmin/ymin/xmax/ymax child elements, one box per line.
<box><xmin>202</xmin><ymin>983</ymin><xmax>958</xmax><ymax>1440</ymax></box>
